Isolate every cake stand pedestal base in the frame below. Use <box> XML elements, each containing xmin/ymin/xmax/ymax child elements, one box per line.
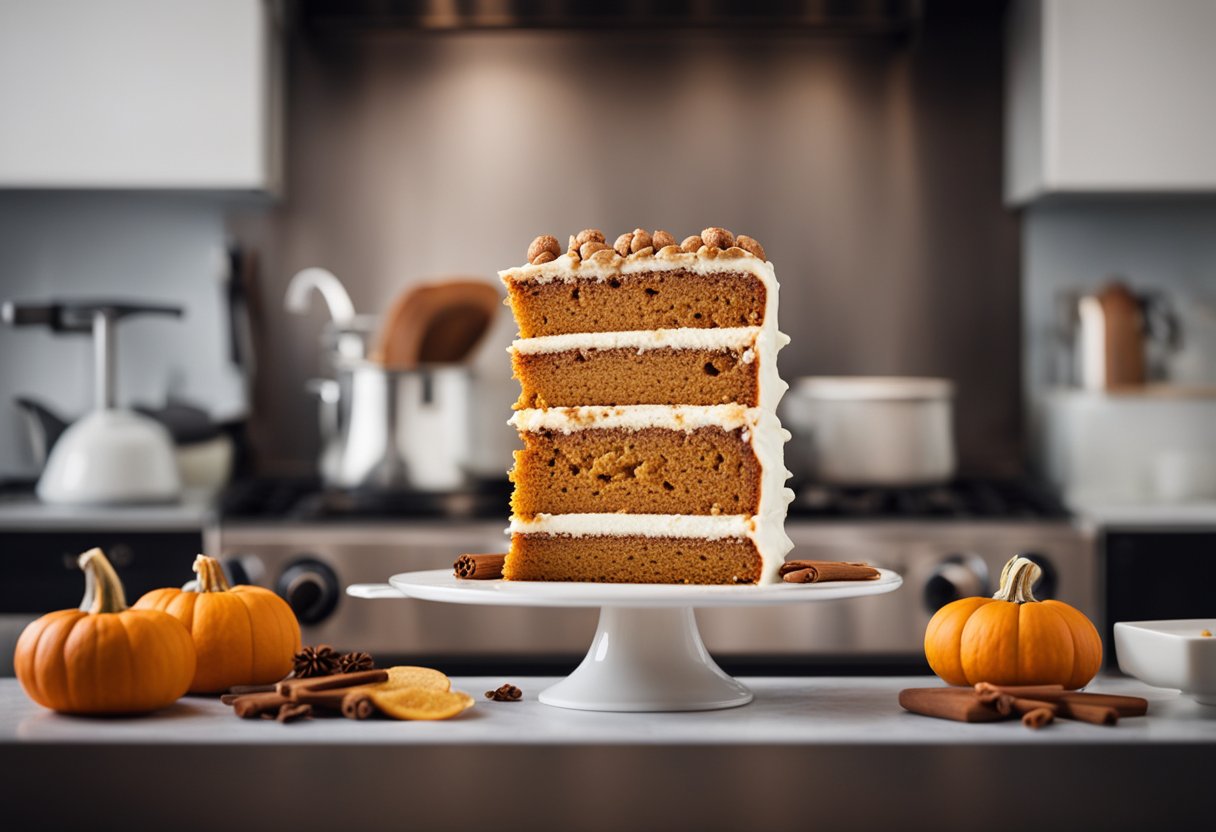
<box><xmin>538</xmin><ymin>606</ymin><xmax>751</xmax><ymax>712</ymax></box>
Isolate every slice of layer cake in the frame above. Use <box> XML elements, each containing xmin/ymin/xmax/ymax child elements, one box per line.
<box><xmin>500</xmin><ymin>227</ymin><xmax>793</xmax><ymax>585</ymax></box>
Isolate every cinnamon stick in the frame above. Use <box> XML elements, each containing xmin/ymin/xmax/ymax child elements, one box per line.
<box><xmin>1056</xmin><ymin>701</ymin><xmax>1120</xmax><ymax>726</ymax></box>
<box><xmin>277</xmin><ymin>669</ymin><xmax>388</xmax><ymax>698</ymax></box>
<box><xmin>277</xmin><ymin>702</ymin><xmax>312</xmax><ymax>723</ymax></box>
<box><xmin>975</xmin><ymin>683</ymin><xmax>1147</xmax><ymax>717</ymax></box>
<box><xmin>232</xmin><ymin>692</ymin><xmax>292</xmax><ymax>719</ymax></box>
<box><xmin>1022</xmin><ymin>708</ymin><xmax>1054</xmax><ymax>729</ymax></box>
<box><xmin>993</xmin><ymin>694</ymin><xmax>1060</xmax><ymax>718</ymax></box>
<box><xmin>779</xmin><ymin>560</ymin><xmax>880</xmax><ymax>583</ymax></box>
<box><xmin>292</xmin><ymin>685</ymin><xmax>380</xmax><ymax>710</ymax></box>
<box><xmin>454</xmin><ymin>553</ymin><xmax>506</xmax><ymax>580</ymax></box>
<box><xmin>341</xmin><ymin>691</ymin><xmax>377</xmax><ymax>720</ymax></box>
<box><xmin>898</xmin><ymin>688</ymin><xmax>1007</xmax><ymax>723</ymax></box>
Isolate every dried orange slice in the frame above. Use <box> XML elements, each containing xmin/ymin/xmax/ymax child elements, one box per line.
<box><xmin>380</xmin><ymin>666</ymin><xmax>451</xmax><ymax>692</ymax></box>
<box><xmin>371</xmin><ymin>687</ymin><xmax>475</xmax><ymax>721</ymax></box>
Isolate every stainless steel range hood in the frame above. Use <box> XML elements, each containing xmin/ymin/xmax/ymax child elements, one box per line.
<box><xmin>301</xmin><ymin>0</ymin><xmax>924</xmax><ymax>33</ymax></box>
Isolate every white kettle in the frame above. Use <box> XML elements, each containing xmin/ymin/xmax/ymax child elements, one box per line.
<box><xmin>2</xmin><ymin>300</ymin><xmax>183</xmax><ymax>505</ymax></box>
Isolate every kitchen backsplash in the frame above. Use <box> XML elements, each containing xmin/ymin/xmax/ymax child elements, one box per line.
<box><xmin>1023</xmin><ymin>200</ymin><xmax>1216</xmax><ymax>397</ymax></box>
<box><xmin>230</xmin><ymin>11</ymin><xmax>1023</xmax><ymax>476</ymax></box>
<box><xmin>0</xmin><ymin>10</ymin><xmax>1024</xmax><ymax>479</ymax></box>
<box><xmin>0</xmin><ymin>193</ymin><xmax>247</xmax><ymax>477</ymax></box>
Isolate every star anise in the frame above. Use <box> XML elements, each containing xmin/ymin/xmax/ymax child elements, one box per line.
<box><xmin>292</xmin><ymin>644</ymin><xmax>340</xmax><ymax>678</ymax></box>
<box><xmin>338</xmin><ymin>651</ymin><xmax>374</xmax><ymax>674</ymax></box>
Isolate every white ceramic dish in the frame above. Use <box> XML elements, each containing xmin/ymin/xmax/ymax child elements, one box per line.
<box><xmin>349</xmin><ymin>569</ymin><xmax>902</xmax><ymax>712</ymax></box>
<box><xmin>1114</xmin><ymin>619</ymin><xmax>1216</xmax><ymax>705</ymax></box>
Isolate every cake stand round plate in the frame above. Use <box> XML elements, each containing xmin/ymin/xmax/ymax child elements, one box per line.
<box><xmin>347</xmin><ymin>569</ymin><xmax>902</xmax><ymax>713</ymax></box>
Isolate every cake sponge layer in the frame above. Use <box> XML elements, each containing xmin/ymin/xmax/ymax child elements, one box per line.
<box><xmin>513</xmin><ymin>346</ymin><xmax>759</xmax><ymax>409</ymax></box>
<box><xmin>505</xmin><ymin>534</ymin><xmax>761</xmax><ymax>584</ymax></box>
<box><xmin>506</xmin><ymin>269</ymin><xmax>765</xmax><ymax>338</ymax></box>
<box><xmin>510</xmin><ymin>426</ymin><xmax>760</xmax><ymax>517</ymax></box>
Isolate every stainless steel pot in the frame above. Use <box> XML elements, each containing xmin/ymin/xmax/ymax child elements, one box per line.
<box><xmin>784</xmin><ymin>376</ymin><xmax>955</xmax><ymax>485</ymax></box>
<box><xmin>331</xmin><ymin>362</ymin><xmax>471</xmax><ymax>493</ymax></box>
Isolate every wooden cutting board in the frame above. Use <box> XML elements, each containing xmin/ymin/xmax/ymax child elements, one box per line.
<box><xmin>371</xmin><ymin>279</ymin><xmax>500</xmax><ymax>369</ymax></box>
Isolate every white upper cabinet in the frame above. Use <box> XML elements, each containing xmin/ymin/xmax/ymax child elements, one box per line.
<box><xmin>1006</xmin><ymin>0</ymin><xmax>1216</xmax><ymax>204</ymax></box>
<box><xmin>0</xmin><ymin>0</ymin><xmax>281</xmax><ymax>192</ymax></box>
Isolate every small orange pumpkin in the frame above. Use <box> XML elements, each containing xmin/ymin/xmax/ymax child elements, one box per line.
<box><xmin>924</xmin><ymin>555</ymin><xmax>1102</xmax><ymax>690</ymax></box>
<box><xmin>15</xmin><ymin>548</ymin><xmax>196</xmax><ymax>714</ymax></box>
<box><xmin>135</xmin><ymin>555</ymin><xmax>301</xmax><ymax>693</ymax></box>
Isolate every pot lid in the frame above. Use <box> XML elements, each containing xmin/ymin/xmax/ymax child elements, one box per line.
<box><xmin>794</xmin><ymin>376</ymin><xmax>954</xmax><ymax>402</ymax></box>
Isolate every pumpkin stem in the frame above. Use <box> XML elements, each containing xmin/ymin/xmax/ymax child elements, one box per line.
<box><xmin>992</xmin><ymin>555</ymin><xmax>1041</xmax><ymax>604</ymax></box>
<box><xmin>193</xmin><ymin>555</ymin><xmax>232</xmax><ymax>593</ymax></box>
<box><xmin>78</xmin><ymin>548</ymin><xmax>129</xmax><ymax>614</ymax></box>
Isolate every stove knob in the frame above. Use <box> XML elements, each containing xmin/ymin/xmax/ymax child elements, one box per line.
<box><xmin>1018</xmin><ymin>552</ymin><xmax>1058</xmax><ymax>600</ymax></box>
<box><xmin>222</xmin><ymin>558</ymin><xmax>251</xmax><ymax>586</ymax></box>
<box><xmin>277</xmin><ymin>559</ymin><xmax>340</xmax><ymax>625</ymax></box>
<box><xmin>924</xmin><ymin>554</ymin><xmax>990</xmax><ymax>613</ymax></box>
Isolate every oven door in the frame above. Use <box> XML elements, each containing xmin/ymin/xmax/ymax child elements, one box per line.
<box><xmin>0</xmin><ymin>530</ymin><xmax>202</xmax><ymax>675</ymax></box>
<box><xmin>1104</xmin><ymin>528</ymin><xmax>1216</xmax><ymax>664</ymax></box>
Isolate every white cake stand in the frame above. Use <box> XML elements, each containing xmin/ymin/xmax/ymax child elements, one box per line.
<box><xmin>347</xmin><ymin>568</ymin><xmax>902</xmax><ymax>712</ymax></box>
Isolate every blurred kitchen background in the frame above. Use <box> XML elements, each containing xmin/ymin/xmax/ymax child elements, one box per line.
<box><xmin>2</xmin><ymin>0</ymin><xmax>1214</xmax><ymax>674</ymax></box>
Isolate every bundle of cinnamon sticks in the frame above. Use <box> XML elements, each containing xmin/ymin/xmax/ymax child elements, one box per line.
<box><xmin>899</xmin><ymin>683</ymin><xmax>1148</xmax><ymax>730</ymax></box>
<box><xmin>223</xmin><ymin>669</ymin><xmax>389</xmax><ymax>722</ymax></box>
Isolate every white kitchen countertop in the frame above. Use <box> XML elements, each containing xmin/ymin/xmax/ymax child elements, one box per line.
<box><xmin>2</xmin><ymin>675</ymin><xmax>1212</xmax><ymax>747</ymax></box>
<box><xmin>0</xmin><ymin>487</ymin><xmax>214</xmax><ymax>531</ymax></box>
<box><xmin>2</xmin><ymin>675</ymin><xmax>1211</xmax><ymax>831</ymax></box>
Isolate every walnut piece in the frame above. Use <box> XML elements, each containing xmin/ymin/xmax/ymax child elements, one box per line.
<box><xmin>652</xmin><ymin>229</ymin><xmax>676</xmax><ymax>250</ymax></box>
<box><xmin>531</xmin><ymin>251</ymin><xmax>556</xmax><ymax>264</ymax></box>
<box><xmin>575</xmin><ymin>228</ymin><xmax>606</xmax><ymax>246</ymax></box>
<box><xmin>701</xmin><ymin>227</ymin><xmax>735</xmax><ymax>250</ymax></box>
<box><xmin>680</xmin><ymin>235</ymin><xmax>703</xmax><ymax>253</ymax></box>
<box><xmin>527</xmin><ymin>235</ymin><xmax>561</xmax><ymax>265</ymax></box>
<box><xmin>736</xmin><ymin>234</ymin><xmax>767</xmax><ymax>261</ymax></box>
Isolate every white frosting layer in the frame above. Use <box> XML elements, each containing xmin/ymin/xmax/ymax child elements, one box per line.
<box><xmin>510</xmin><ymin>404</ymin><xmax>761</xmax><ymax>434</ymax></box>
<box><xmin>511</xmin><ymin>513</ymin><xmax>752</xmax><ymax>539</ymax></box>
<box><xmin>502</xmin><ymin>247</ymin><xmax>793</xmax><ymax>584</ymax></box>
<box><xmin>512</xmin><ymin>326</ymin><xmax>760</xmax><ymax>355</ymax></box>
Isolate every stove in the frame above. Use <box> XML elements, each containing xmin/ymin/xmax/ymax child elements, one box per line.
<box><xmin>218</xmin><ymin>477</ymin><xmax>512</xmax><ymax>522</ymax></box>
<box><xmin>789</xmin><ymin>478</ymin><xmax>1069</xmax><ymax>521</ymax></box>
<box><xmin>208</xmin><ymin>477</ymin><xmax>1094</xmax><ymax>673</ymax></box>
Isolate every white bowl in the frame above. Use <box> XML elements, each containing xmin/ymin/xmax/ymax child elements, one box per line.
<box><xmin>1114</xmin><ymin>619</ymin><xmax>1216</xmax><ymax>705</ymax></box>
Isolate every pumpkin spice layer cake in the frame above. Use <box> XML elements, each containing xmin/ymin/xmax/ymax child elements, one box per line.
<box><xmin>499</xmin><ymin>227</ymin><xmax>793</xmax><ymax>585</ymax></box>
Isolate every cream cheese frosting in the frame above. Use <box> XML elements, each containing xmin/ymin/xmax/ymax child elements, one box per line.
<box><xmin>511</xmin><ymin>326</ymin><xmax>761</xmax><ymax>355</ymax></box>
<box><xmin>509</xmin><ymin>404</ymin><xmax>762</xmax><ymax>434</ymax></box>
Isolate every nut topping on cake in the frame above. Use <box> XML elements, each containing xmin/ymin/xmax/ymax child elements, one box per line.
<box><xmin>701</xmin><ymin>226</ymin><xmax>735</xmax><ymax>250</ymax></box>
<box><xmin>579</xmin><ymin>240</ymin><xmax>611</xmax><ymax>259</ymax></box>
<box><xmin>522</xmin><ymin>228</ymin><xmax>765</xmax><ymax>267</ymax></box>
<box><xmin>612</xmin><ymin>228</ymin><xmax>653</xmax><ymax>256</ymax></box>
<box><xmin>575</xmin><ymin>228</ymin><xmax>606</xmax><ymax>246</ymax></box>
<box><xmin>736</xmin><ymin>234</ymin><xmax>766</xmax><ymax>261</ymax></box>
<box><xmin>652</xmin><ymin>229</ymin><xmax>677</xmax><ymax>250</ymax></box>
<box><xmin>527</xmin><ymin>235</ymin><xmax>561</xmax><ymax>265</ymax></box>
